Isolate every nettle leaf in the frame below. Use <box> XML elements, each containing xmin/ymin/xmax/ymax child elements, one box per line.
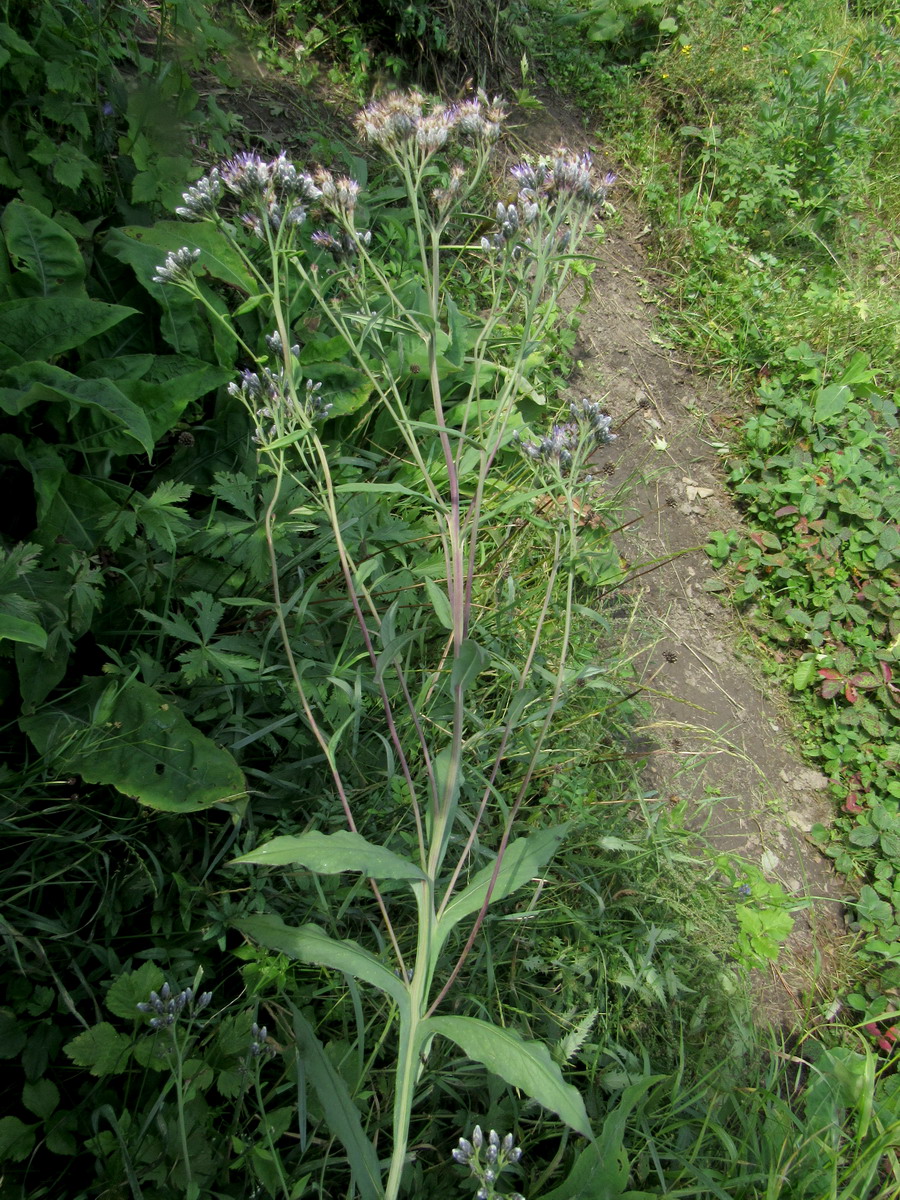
<box><xmin>233</xmin><ymin>914</ymin><xmax>408</xmax><ymax>1009</ymax></box>
<box><xmin>21</xmin><ymin>676</ymin><xmax>246</xmax><ymax>812</ymax></box>
<box><xmin>423</xmin><ymin>1015</ymin><xmax>591</xmax><ymax>1138</ymax></box>
<box><xmin>1</xmin><ymin>201</ymin><xmax>85</xmax><ymax>296</ymax></box>
<box><xmin>63</xmin><ymin>1022</ymin><xmax>132</xmax><ymax>1077</ymax></box>
<box><xmin>231</xmin><ymin>830</ymin><xmax>426</xmax><ymax>881</ymax></box>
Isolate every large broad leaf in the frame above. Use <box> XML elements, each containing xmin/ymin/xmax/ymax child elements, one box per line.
<box><xmin>423</xmin><ymin>1015</ymin><xmax>591</xmax><ymax>1138</ymax></box>
<box><xmin>814</xmin><ymin>383</ymin><xmax>851</xmax><ymax>425</ymax></box>
<box><xmin>1</xmin><ymin>201</ymin><xmax>85</xmax><ymax>296</ymax></box>
<box><xmin>231</xmin><ymin>830</ymin><xmax>425</xmax><ymax>881</ymax></box>
<box><xmin>0</xmin><ymin>362</ymin><xmax>153</xmax><ymax>454</ymax></box>
<box><xmin>0</xmin><ymin>613</ymin><xmax>46</xmax><ymax>650</ymax></box>
<box><xmin>233</xmin><ymin>914</ymin><xmax>408</xmax><ymax>1010</ymax></box>
<box><xmin>80</xmin><ymin>353</ymin><xmax>232</xmax><ymax>442</ymax></box>
<box><xmin>21</xmin><ymin>677</ymin><xmax>245</xmax><ymax>812</ymax></box>
<box><xmin>291</xmin><ymin>1008</ymin><xmax>385</xmax><ymax>1200</ymax></box>
<box><xmin>36</xmin><ymin>474</ymin><xmax>122</xmax><ymax>552</ymax></box>
<box><xmin>435</xmin><ymin>826</ymin><xmax>570</xmax><ymax>954</ymax></box>
<box><xmin>111</xmin><ymin>221</ymin><xmax>256</xmax><ymax>292</ymax></box>
<box><xmin>0</xmin><ymin>297</ymin><xmax>134</xmax><ymax>368</ymax></box>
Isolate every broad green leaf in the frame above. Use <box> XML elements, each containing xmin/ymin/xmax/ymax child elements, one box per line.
<box><xmin>424</xmin><ymin>1015</ymin><xmax>591</xmax><ymax>1137</ymax></box>
<box><xmin>233</xmin><ymin>914</ymin><xmax>408</xmax><ymax>1009</ymax></box>
<box><xmin>21</xmin><ymin>677</ymin><xmax>246</xmax><ymax>812</ymax></box>
<box><xmin>0</xmin><ymin>297</ymin><xmax>134</xmax><ymax>367</ymax></box>
<box><xmin>814</xmin><ymin>383</ymin><xmax>850</xmax><ymax>425</ymax></box>
<box><xmin>63</xmin><ymin>1022</ymin><xmax>132</xmax><ymax>1077</ymax></box>
<box><xmin>113</xmin><ymin>221</ymin><xmax>256</xmax><ymax>292</ymax></box>
<box><xmin>0</xmin><ymin>1116</ymin><xmax>37</xmax><ymax>1163</ymax></box>
<box><xmin>436</xmin><ymin>826</ymin><xmax>570</xmax><ymax>953</ymax></box>
<box><xmin>450</xmin><ymin>638</ymin><xmax>490</xmax><ymax>693</ymax></box>
<box><xmin>1</xmin><ymin>201</ymin><xmax>85</xmax><ymax>296</ymax></box>
<box><xmin>105</xmin><ymin>962</ymin><xmax>165</xmax><ymax>1021</ymax></box>
<box><xmin>291</xmin><ymin>1008</ymin><xmax>384</xmax><ymax>1200</ymax></box>
<box><xmin>231</xmin><ymin>830</ymin><xmax>425</xmax><ymax>881</ymax></box>
<box><xmin>0</xmin><ymin>361</ymin><xmax>153</xmax><ymax>454</ymax></box>
<box><xmin>22</xmin><ymin>1079</ymin><xmax>59</xmax><ymax>1121</ymax></box>
<box><xmin>793</xmin><ymin>657</ymin><xmax>818</xmax><ymax>691</ymax></box>
<box><xmin>0</xmin><ymin>613</ymin><xmax>46</xmax><ymax>650</ymax></box>
<box><xmin>37</xmin><ymin>475</ymin><xmax>121</xmax><ymax>552</ymax></box>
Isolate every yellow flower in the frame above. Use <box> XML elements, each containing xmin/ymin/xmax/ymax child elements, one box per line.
<box><xmin>742</xmin><ymin>45</ymin><xmax>750</xmax><ymax>52</ymax></box>
<box><xmin>680</xmin><ymin>44</ymin><xmax>692</xmax><ymax>55</ymax></box>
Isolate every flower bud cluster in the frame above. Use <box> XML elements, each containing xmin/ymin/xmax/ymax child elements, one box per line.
<box><xmin>516</xmin><ymin>398</ymin><xmax>616</xmax><ymax>475</ymax></box>
<box><xmin>152</xmin><ymin>246</ymin><xmax>201</xmax><ymax>285</ymax></box>
<box><xmin>229</xmin><ymin>361</ymin><xmax>332</xmax><ymax>444</ymax></box>
<box><xmin>249</xmin><ymin>1022</ymin><xmax>277</xmax><ymax>1059</ymax></box>
<box><xmin>355</xmin><ymin>89</ymin><xmax>507</xmax><ymax>152</ymax></box>
<box><xmin>137</xmin><ymin>981</ymin><xmax>212</xmax><ymax>1030</ymax></box>
<box><xmin>452</xmin><ymin>1127</ymin><xmax>524</xmax><ymax>1200</ymax></box>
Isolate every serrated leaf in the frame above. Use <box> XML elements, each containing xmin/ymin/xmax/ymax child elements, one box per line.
<box><xmin>423</xmin><ymin>1015</ymin><xmax>591</xmax><ymax>1137</ymax></box>
<box><xmin>231</xmin><ymin>830</ymin><xmax>425</xmax><ymax>880</ymax></box>
<box><xmin>233</xmin><ymin>914</ymin><xmax>408</xmax><ymax>1009</ymax></box>
<box><xmin>105</xmin><ymin>962</ymin><xmax>165</xmax><ymax>1020</ymax></box>
<box><xmin>21</xmin><ymin>676</ymin><xmax>246</xmax><ymax>812</ymax></box>
<box><xmin>63</xmin><ymin>1023</ymin><xmax>132</xmax><ymax>1076</ymax></box>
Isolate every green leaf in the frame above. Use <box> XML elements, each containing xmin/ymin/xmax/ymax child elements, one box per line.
<box><xmin>423</xmin><ymin>1015</ymin><xmax>591</xmax><ymax>1137</ymax></box>
<box><xmin>436</xmin><ymin>826</ymin><xmax>569</xmax><ymax>953</ymax></box>
<box><xmin>114</xmin><ymin>221</ymin><xmax>256</xmax><ymax>292</ymax></box>
<box><xmin>63</xmin><ymin>1023</ymin><xmax>132</xmax><ymax>1077</ymax></box>
<box><xmin>21</xmin><ymin>677</ymin><xmax>246</xmax><ymax>812</ymax></box>
<box><xmin>0</xmin><ymin>1011</ymin><xmax>26</xmax><ymax>1059</ymax></box>
<box><xmin>0</xmin><ymin>612</ymin><xmax>46</xmax><ymax>650</ymax></box>
<box><xmin>233</xmin><ymin>914</ymin><xmax>408</xmax><ymax>1009</ymax></box>
<box><xmin>230</xmin><ymin>830</ymin><xmax>425</xmax><ymax>880</ymax></box>
<box><xmin>106</xmin><ymin>962</ymin><xmax>166</xmax><ymax>1020</ymax></box>
<box><xmin>22</xmin><ymin>1078</ymin><xmax>59</xmax><ymax>1120</ymax></box>
<box><xmin>0</xmin><ymin>1116</ymin><xmax>37</xmax><ymax>1163</ymax></box>
<box><xmin>793</xmin><ymin>657</ymin><xmax>818</xmax><ymax>690</ymax></box>
<box><xmin>450</xmin><ymin>638</ymin><xmax>490</xmax><ymax>693</ymax></box>
<box><xmin>814</xmin><ymin>383</ymin><xmax>850</xmax><ymax>425</ymax></box>
<box><xmin>0</xmin><ymin>297</ymin><xmax>134</xmax><ymax>368</ymax></box>
<box><xmin>0</xmin><ymin>361</ymin><xmax>154</xmax><ymax>454</ymax></box>
<box><xmin>292</xmin><ymin>1009</ymin><xmax>384</xmax><ymax>1200</ymax></box>
<box><xmin>1</xmin><ymin>201</ymin><xmax>85</xmax><ymax>296</ymax></box>
<box><xmin>424</xmin><ymin>577</ymin><xmax>453</xmax><ymax>631</ymax></box>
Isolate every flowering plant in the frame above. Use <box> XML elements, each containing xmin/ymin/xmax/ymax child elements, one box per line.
<box><xmin>151</xmin><ymin>89</ymin><xmax>617</xmax><ymax>1198</ymax></box>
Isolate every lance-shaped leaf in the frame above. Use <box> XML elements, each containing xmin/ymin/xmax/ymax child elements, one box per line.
<box><xmin>234</xmin><ymin>914</ymin><xmax>409</xmax><ymax>1010</ymax></box>
<box><xmin>291</xmin><ymin>1008</ymin><xmax>385</xmax><ymax>1200</ymax></box>
<box><xmin>230</xmin><ymin>831</ymin><xmax>426</xmax><ymax>882</ymax></box>
<box><xmin>423</xmin><ymin>1015</ymin><xmax>591</xmax><ymax>1138</ymax></box>
<box><xmin>435</xmin><ymin>825</ymin><xmax>569</xmax><ymax>954</ymax></box>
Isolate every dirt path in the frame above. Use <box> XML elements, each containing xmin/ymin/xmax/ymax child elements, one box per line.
<box><xmin>568</xmin><ymin>186</ymin><xmax>850</xmax><ymax>1025</ymax></box>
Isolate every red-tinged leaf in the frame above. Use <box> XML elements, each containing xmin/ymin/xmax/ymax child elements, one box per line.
<box><xmin>774</xmin><ymin>505</ymin><xmax>798</xmax><ymax>517</ymax></box>
<box><xmin>845</xmin><ymin>684</ymin><xmax>859</xmax><ymax>704</ymax></box>
<box><xmin>749</xmin><ymin>531</ymin><xmax>766</xmax><ymax>549</ymax></box>
<box><xmin>844</xmin><ymin>794</ymin><xmax>864</xmax><ymax>814</ymax></box>
<box><xmin>818</xmin><ymin>668</ymin><xmax>842</xmax><ymax>680</ymax></box>
<box><xmin>820</xmin><ymin>678</ymin><xmax>843</xmax><ymax>700</ymax></box>
<box><xmin>849</xmin><ymin>672</ymin><xmax>879</xmax><ymax>689</ymax></box>
<box><xmin>881</xmin><ymin>662</ymin><xmax>893</xmax><ymax>684</ymax></box>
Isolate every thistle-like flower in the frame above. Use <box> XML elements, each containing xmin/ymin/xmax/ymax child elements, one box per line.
<box><xmin>176</xmin><ymin>170</ymin><xmax>223</xmax><ymax>218</ymax></box>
